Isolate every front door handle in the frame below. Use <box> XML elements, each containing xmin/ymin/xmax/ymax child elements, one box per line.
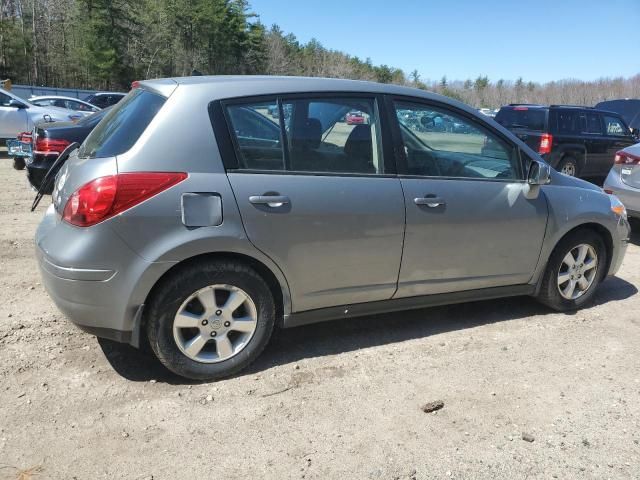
<box><xmin>414</xmin><ymin>196</ymin><xmax>446</xmax><ymax>207</ymax></box>
<box><xmin>249</xmin><ymin>195</ymin><xmax>290</xmax><ymax>207</ymax></box>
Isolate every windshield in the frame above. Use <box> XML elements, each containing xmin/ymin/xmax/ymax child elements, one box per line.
<box><xmin>78</xmin><ymin>89</ymin><xmax>165</xmax><ymax>158</ymax></box>
<box><xmin>495</xmin><ymin>108</ymin><xmax>546</xmax><ymax>131</ymax></box>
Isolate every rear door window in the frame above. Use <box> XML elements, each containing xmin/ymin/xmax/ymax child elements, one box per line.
<box><xmin>282</xmin><ymin>97</ymin><xmax>382</xmax><ymax>174</ymax></box>
<box><xmin>579</xmin><ymin>113</ymin><xmax>602</xmax><ymax>134</ymax></box>
<box><xmin>556</xmin><ymin>111</ymin><xmax>579</xmax><ymax>134</ymax></box>
<box><xmin>224</xmin><ymin>96</ymin><xmax>384</xmax><ymax>175</ymax></box>
<box><xmin>78</xmin><ymin>89</ymin><xmax>165</xmax><ymax>159</ymax></box>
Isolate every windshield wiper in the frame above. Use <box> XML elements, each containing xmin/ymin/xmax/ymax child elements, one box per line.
<box><xmin>506</xmin><ymin>123</ymin><xmax>530</xmax><ymax>129</ymax></box>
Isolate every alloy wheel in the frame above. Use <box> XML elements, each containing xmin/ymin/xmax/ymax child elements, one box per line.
<box><xmin>557</xmin><ymin>244</ymin><xmax>598</xmax><ymax>300</ymax></box>
<box><xmin>172</xmin><ymin>284</ymin><xmax>258</xmax><ymax>363</ymax></box>
<box><xmin>561</xmin><ymin>162</ymin><xmax>576</xmax><ymax>176</ymax></box>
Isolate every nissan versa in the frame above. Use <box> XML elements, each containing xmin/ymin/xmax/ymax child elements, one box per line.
<box><xmin>35</xmin><ymin>76</ymin><xmax>630</xmax><ymax>380</ymax></box>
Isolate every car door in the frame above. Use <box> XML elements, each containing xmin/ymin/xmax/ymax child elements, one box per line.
<box><xmin>219</xmin><ymin>94</ymin><xmax>405</xmax><ymax>312</ymax></box>
<box><xmin>0</xmin><ymin>92</ymin><xmax>28</xmax><ymax>139</ymax></box>
<box><xmin>388</xmin><ymin>97</ymin><xmax>548</xmax><ymax>298</ymax></box>
<box><xmin>578</xmin><ymin>111</ymin><xmax>609</xmax><ymax>176</ymax></box>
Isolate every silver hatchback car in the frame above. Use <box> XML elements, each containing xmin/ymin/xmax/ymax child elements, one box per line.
<box><xmin>604</xmin><ymin>143</ymin><xmax>640</xmax><ymax>218</ymax></box>
<box><xmin>36</xmin><ymin>76</ymin><xmax>631</xmax><ymax>380</ymax></box>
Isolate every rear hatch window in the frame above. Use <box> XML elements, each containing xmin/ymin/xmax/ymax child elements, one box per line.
<box><xmin>495</xmin><ymin>108</ymin><xmax>546</xmax><ymax>131</ymax></box>
<box><xmin>78</xmin><ymin>88</ymin><xmax>166</xmax><ymax>159</ymax></box>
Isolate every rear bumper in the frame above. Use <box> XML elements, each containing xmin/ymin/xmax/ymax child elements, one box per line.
<box><xmin>35</xmin><ymin>204</ymin><xmax>175</xmax><ymax>345</ymax></box>
<box><xmin>604</xmin><ymin>170</ymin><xmax>640</xmax><ymax>218</ymax></box>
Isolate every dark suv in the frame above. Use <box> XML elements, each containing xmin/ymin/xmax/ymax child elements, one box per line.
<box><xmin>495</xmin><ymin>104</ymin><xmax>636</xmax><ymax>177</ymax></box>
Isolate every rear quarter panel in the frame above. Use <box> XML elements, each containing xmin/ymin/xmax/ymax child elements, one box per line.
<box><xmin>108</xmin><ymin>85</ymin><xmax>293</xmax><ymax>314</ymax></box>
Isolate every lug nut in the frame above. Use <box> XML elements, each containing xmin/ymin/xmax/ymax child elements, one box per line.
<box><xmin>210</xmin><ymin>331</ymin><xmax>217</xmax><ymax>337</ymax></box>
<box><xmin>215</xmin><ymin>310</ymin><xmax>222</xmax><ymax>316</ymax></box>
<box><xmin>201</xmin><ymin>319</ymin><xmax>208</xmax><ymax>326</ymax></box>
<box><xmin>224</xmin><ymin>321</ymin><xmax>231</xmax><ymax>327</ymax></box>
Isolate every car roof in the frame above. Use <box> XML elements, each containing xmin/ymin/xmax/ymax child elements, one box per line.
<box><xmin>87</xmin><ymin>92</ymin><xmax>126</xmax><ymax>97</ymax></box>
<box><xmin>30</xmin><ymin>95</ymin><xmax>90</xmax><ymax>102</ymax></box>
<box><xmin>140</xmin><ymin>75</ymin><xmax>478</xmax><ymax>114</ymax></box>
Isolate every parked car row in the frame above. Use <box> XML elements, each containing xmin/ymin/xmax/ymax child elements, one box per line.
<box><xmin>31</xmin><ymin>76</ymin><xmax>632</xmax><ymax>381</ymax></box>
<box><xmin>5</xmin><ymin>88</ymin><xmax>124</xmax><ymax>170</ymax></box>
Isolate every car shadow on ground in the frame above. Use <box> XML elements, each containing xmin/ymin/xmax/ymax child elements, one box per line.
<box><xmin>98</xmin><ymin>275</ymin><xmax>637</xmax><ymax>385</ymax></box>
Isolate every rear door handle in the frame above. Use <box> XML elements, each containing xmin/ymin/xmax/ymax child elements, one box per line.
<box><xmin>249</xmin><ymin>195</ymin><xmax>290</xmax><ymax>207</ymax></box>
<box><xmin>414</xmin><ymin>196</ymin><xmax>446</xmax><ymax>207</ymax></box>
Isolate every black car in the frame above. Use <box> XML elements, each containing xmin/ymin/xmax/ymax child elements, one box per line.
<box><xmin>595</xmin><ymin>99</ymin><xmax>640</xmax><ymax>136</ymax></box>
<box><xmin>27</xmin><ymin>108</ymin><xmax>110</xmax><ymax>193</ymax></box>
<box><xmin>83</xmin><ymin>92</ymin><xmax>126</xmax><ymax>109</ymax></box>
<box><xmin>495</xmin><ymin>104</ymin><xmax>636</xmax><ymax>177</ymax></box>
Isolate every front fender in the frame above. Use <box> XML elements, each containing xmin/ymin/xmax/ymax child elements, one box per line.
<box><xmin>530</xmin><ymin>171</ymin><xmax>626</xmax><ymax>285</ymax></box>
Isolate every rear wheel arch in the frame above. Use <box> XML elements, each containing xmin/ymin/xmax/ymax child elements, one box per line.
<box><xmin>144</xmin><ymin>252</ymin><xmax>288</xmax><ymax>328</ymax></box>
<box><xmin>557</xmin><ymin>150</ymin><xmax>585</xmax><ymax>175</ymax></box>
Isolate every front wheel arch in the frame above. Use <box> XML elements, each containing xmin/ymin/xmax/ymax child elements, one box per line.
<box><xmin>537</xmin><ymin>222</ymin><xmax>613</xmax><ymax>293</ymax></box>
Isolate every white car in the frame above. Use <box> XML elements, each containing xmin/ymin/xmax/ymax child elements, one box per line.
<box><xmin>28</xmin><ymin>95</ymin><xmax>101</xmax><ymax>116</ymax></box>
<box><xmin>0</xmin><ymin>88</ymin><xmax>82</xmax><ymax>144</ymax></box>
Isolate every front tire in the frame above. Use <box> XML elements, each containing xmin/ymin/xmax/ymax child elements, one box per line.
<box><xmin>536</xmin><ymin>229</ymin><xmax>607</xmax><ymax>311</ymax></box>
<box><xmin>146</xmin><ymin>260</ymin><xmax>276</xmax><ymax>381</ymax></box>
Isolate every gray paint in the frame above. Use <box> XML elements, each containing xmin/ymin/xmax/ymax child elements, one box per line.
<box><xmin>34</xmin><ymin>75</ymin><xmax>631</xmax><ymax>343</ymax></box>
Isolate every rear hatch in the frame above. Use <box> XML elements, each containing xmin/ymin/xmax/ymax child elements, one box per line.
<box><xmin>51</xmin><ymin>86</ymin><xmax>169</xmax><ymax>214</ymax></box>
<box><xmin>495</xmin><ymin>106</ymin><xmax>548</xmax><ymax>152</ymax></box>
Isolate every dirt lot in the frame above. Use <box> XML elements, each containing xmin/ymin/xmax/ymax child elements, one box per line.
<box><xmin>1</xmin><ymin>158</ymin><xmax>639</xmax><ymax>480</ymax></box>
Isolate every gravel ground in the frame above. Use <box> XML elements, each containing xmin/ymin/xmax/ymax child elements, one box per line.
<box><xmin>1</xmin><ymin>158</ymin><xmax>639</xmax><ymax>479</ymax></box>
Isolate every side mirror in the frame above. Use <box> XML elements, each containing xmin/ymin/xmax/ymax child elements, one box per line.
<box><xmin>8</xmin><ymin>99</ymin><xmax>26</xmax><ymax>109</ymax></box>
<box><xmin>528</xmin><ymin>160</ymin><xmax>552</xmax><ymax>185</ymax></box>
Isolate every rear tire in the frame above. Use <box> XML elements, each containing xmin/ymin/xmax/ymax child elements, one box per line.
<box><xmin>557</xmin><ymin>155</ymin><xmax>579</xmax><ymax>177</ymax></box>
<box><xmin>536</xmin><ymin>229</ymin><xmax>607</xmax><ymax>311</ymax></box>
<box><xmin>13</xmin><ymin>157</ymin><xmax>25</xmax><ymax>171</ymax></box>
<box><xmin>146</xmin><ymin>260</ymin><xmax>275</xmax><ymax>381</ymax></box>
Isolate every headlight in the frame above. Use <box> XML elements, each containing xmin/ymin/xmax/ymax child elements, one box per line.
<box><xmin>609</xmin><ymin>194</ymin><xmax>627</xmax><ymax>218</ymax></box>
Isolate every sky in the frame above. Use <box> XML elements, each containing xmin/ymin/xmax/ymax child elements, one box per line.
<box><xmin>249</xmin><ymin>0</ymin><xmax>640</xmax><ymax>84</ymax></box>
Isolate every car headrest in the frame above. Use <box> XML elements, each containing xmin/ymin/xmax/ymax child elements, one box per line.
<box><xmin>344</xmin><ymin>124</ymin><xmax>372</xmax><ymax>160</ymax></box>
<box><xmin>291</xmin><ymin>118</ymin><xmax>322</xmax><ymax>151</ymax></box>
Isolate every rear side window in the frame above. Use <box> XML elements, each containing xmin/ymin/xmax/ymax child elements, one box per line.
<box><xmin>603</xmin><ymin>115</ymin><xmax>628</xmax><ymax>137</ymax></box>
<box><xmin>556</xmin><ymin>111</ymin><xmax>579</xmax><ymax>134</ymax></box>
<box><xmin>225</xmin><ymin>96</ymin><xmax>383</xmax><ymax>175</ymax></box>
<box><xmin>495</xmin><ymin>108</ymin><xmax>546</xmax><ymax>131</ymax></box>
<box><xmin>579</xmin><ymin>113</ymin><xmax>602</xmax><ymax>134</ymax></box>
<box><xmin>78</xmin><ymin>89</ymin><xmax>165</xmax><ymax>159</ymax></box>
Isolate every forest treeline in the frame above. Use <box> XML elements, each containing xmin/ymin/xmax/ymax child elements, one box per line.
<box><xmin>0</xmin><ymin>0</ymin><xmax>638</xmax><ymax>108</ymax></box>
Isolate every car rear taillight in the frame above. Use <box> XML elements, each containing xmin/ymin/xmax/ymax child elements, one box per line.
<box><xmin>62</xmin><ymin>172</ymin><xmax>187</xmax><ymax>227</ymax></box>
<box><xmin>34</xmin><ymin>137</ymin><xmax>71</xmax><ymax>155</ymax></box>
<box><xmin>538</xmin><ymin>133</ymin><xmax>553</xmax><ymax>155</ymax></box>
<box><xmin>614</xmin><ymin>150</ymin><xmax>640</xmax><ymax>165</ymax></box>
